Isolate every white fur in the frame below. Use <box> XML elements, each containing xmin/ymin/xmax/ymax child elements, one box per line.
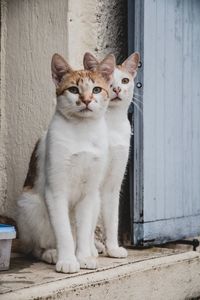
<box><xmin>100</xmin><ymin>67</ymin><xmax>135</xmax><ymax>258</ymax></box>
<box><xmin>17</xmin><ymin>75</ymin><xmax>109</xmax><ymax>273</ymax></box>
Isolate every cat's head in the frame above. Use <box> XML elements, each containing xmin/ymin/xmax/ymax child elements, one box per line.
<box><xmin>51</xmin><ymin>53</ymin><xmax>115</xmax><ymax>119</ymax></box>
<box><xmin>83</xmin><ymin>52</ymin><xmax>140</xmax><ymax>108</ymax></box>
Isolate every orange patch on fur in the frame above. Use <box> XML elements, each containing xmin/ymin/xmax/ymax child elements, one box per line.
<box><xmin>56</xmin><ymin>70</ymin><xmax>109</xmax><ymax>96</ymax></box>
<box><xmin>23</xmin><ymin>140</ymin><xmax>39</xmax><ymax>190</ymax></box>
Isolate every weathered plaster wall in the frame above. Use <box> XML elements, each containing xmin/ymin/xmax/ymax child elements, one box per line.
<box><xmin>0</xmin><ymin>0</ymin><xmax>8</xmax><ymax>217</ymax></box>
<box><xmin>0</xmin><ymin>0</ymin><xmax>127</xmax><ymax>219</ymax></box>
<box><xmin>67</xmin><ymin>1</ymin><xmax>98</xmax><ymax>68</ymax></box>
<box><xmin>1</xmin><ymin>0</ymin><xmax>70</xmax><ymax>217</ymax></box>
<box><xmin>96</xmin><ymin>0</ymin><xmax>128</xmax><ymax>63</ymax></box>
<box><xmin>66</xmin><ymin>0</ymin><xmax>128</xmax><ymax>66</ymax></box>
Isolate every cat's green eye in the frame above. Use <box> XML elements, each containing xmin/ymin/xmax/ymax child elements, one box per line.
<box><xmin>68</xmin><ymin>86</ymin><xmax>79</xmax><ymax>94</ymax></box>
<box><xmin>122</xmin><ymin>78</ymin><xmax>129</xmax><ymax>84</ymax></box>
<box><xmin>93</xmin><ymin>87</ymin><xmax>102</xmax><ymax>94</ymax></box>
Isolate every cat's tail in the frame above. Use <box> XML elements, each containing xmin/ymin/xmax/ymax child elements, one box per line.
<box><xmin>17</xmin><ymin>191</ymin><xmax>55</xmax><ymax>256</ymax></box>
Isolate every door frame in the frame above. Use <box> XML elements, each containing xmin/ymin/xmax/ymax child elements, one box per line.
<box><xmin>128</xmin><ymin>0</ymin><xmax>144</xmax><ymax>246</ymax></box>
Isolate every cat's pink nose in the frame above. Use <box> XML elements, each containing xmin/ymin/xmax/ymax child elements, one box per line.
<box><xmin>113</xmin><ymin>87</ymin><xmax>121</xmax><ymax>94</ymax></box>
<box><xmin>81</xmin><ymin>92</ymin><xmax>93</xmax><ymax>106</ymax></box>
<box><xmin>81</xmin><ymin>98</ymin><xmax>92</xmax><ymax>105</ymax></box>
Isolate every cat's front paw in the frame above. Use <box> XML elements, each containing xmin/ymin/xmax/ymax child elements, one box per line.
<box><xmin>91</xmin><ymin>243</ymin><xmax>99</xmax><ymax>257</ymax></box>
<box><xmin>56</xmin><ymin>258</ymin><xmax>80</xmax><ymax>273</ymax></box>
<box><xmin>107</xmin><ymin>246</ymin><xmax>128</xmax><ymax>258</ymax></box>
<box><xmin>77</xmin><ymin>256</ymin><xmax>98</xmax><ymax>269</ymax></box>
<box><xmin>95</xmin><ymin>240</ymin><xmax>106</xmax><ymax>254</ymax></box>
<box><xmin>41</xmin><ymin>249</ymin><xmax>57</xmax><ymax>264</ymax></box>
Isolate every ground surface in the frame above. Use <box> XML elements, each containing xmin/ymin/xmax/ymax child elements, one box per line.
<box><xmin>0</xmin><ymin>247</ymin><xmax>199</xmax><ymax>300</ymax></box>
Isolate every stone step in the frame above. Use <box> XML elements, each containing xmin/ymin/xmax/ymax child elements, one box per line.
<box><xmin>0</xmin><ymin>248</ymin><xmax>200</xmax><ymax>300</ymax></box>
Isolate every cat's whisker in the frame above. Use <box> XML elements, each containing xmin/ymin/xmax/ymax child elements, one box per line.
<box><xmin>132</xmin><ymin>101</ymin><xmax>143</xmax><ymax>114</ymax></box>
<box><xmin>132</xmin><ymin>97</ymin><xmax>143</xmax><ymax>104</ymax></box>
<box><xmin>133</xmin><ymin>92</ymin><xmax>143</xmax><ymax>99</ymax></box>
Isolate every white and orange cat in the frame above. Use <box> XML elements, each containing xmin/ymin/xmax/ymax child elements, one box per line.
<box><xmin>17</xmin><ymin>53</ymin><xmax>115</xmax><ymax>273</ymax></box>
<box><xmin>83</xmin><ymin>52</ymin><xmax>140</xmax><ymax>258</ymax></box>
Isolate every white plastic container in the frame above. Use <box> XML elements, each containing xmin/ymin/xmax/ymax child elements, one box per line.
<box><xmin>0</xmin><ymin>224</ymin><xmax>16</xmax><ymax>271</ymax></box>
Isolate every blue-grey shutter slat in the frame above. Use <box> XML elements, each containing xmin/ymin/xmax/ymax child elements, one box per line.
<box><xmin>131</xmin><ymin>0</ymin><xmax>200</xmax><ymax>245</ymax></box>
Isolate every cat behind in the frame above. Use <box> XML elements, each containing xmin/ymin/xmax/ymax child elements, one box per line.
<box><xmin>84</xmin><ymin>52</ymin><xmax>140</xmax><ymax>257</ymax></box>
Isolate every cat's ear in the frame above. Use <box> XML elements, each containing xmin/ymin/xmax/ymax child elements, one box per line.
<box><xmin>83</xmin><ymin>52</ymin><xmax>99</xmax><ymax>71</ymax></box>
<box><xmin>122</xmin><ymin>52</ymin><xmax>140</xmax><ymax>78</ymax></box>
<box><xmin>98</xmin><ymin>53</ymin><xmax>116</xmax><ymax>82</ymax></box>
<box><xmin>51</xmin><ymin>53</ymin><xmax>73</xmax><ymax>87</ymax></box>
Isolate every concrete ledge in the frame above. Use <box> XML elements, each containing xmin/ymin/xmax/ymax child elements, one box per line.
<box><xmin>0</xmin><ymin>250</ymin><xmax>200</xmax><ymax>300</ymax></box>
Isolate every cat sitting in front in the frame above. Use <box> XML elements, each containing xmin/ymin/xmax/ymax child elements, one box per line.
<box><xmin>17</xmin><ymin>51</ymin><xmax>139</xmax><ymax>274</ymax></box>
<box><xmin>17</xmin><ymin>53</ymin><xmax>115</xmax><ymax>273</ymax></box>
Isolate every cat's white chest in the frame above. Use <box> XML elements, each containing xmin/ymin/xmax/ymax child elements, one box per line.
<box><xmin>67</xmin><ymin>142</ymin><xmax>106</xmax><ymax>205</ymax></box>
<box><xmin>102</xmin><ymin>113</ymin><xmax>130</xmax><ymax>188</ymax></box>
<box><xmin>106</xmin><ymin>107</ymin><xmax>130</xmax><ymax>147</ymax></box>
<box><xmin>108</xmin><ymin>119</ymin><xmax>130</xmax><ymax>148</ymax></box>
<box><xmin>48</xmin><ymin>115</ymin><xmax>108</xmax><ymax>204</ymax></box>
<box><xmin>69</xmin><ymin>144</ymin><xmax>103</xmax><ymax>175</ymax></box>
